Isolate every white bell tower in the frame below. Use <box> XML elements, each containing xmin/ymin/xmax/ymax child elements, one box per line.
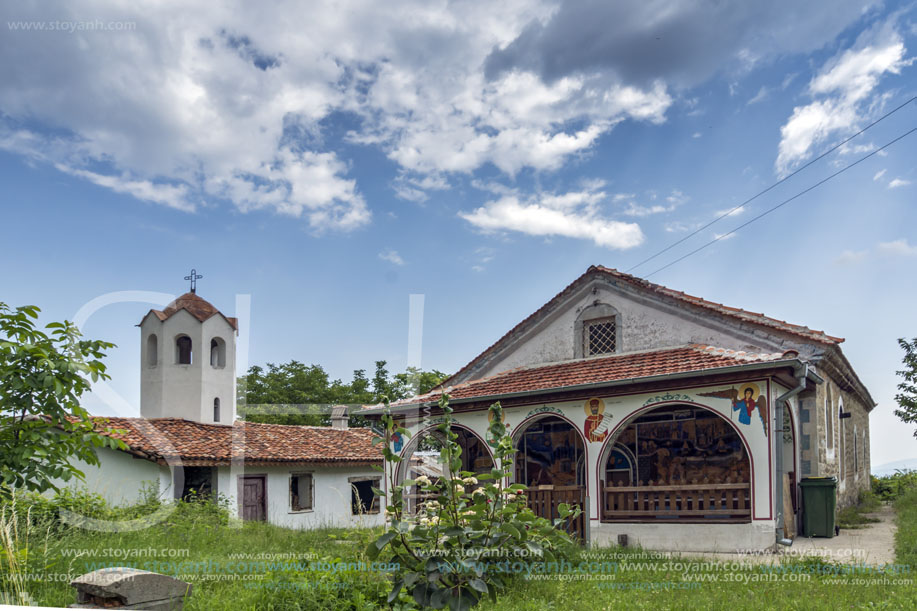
<box><xmin>139</xmin><ymin>271</ymin><xmax>238</xmax><ymax>424</ymax></box>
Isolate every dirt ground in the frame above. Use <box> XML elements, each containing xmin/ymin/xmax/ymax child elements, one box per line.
<box><xmin>668</xmin><ymin>504</ymin><xmax>898</xmax><ymax>566</ymax></box>
<box><xmin>782</xmin><ymin>504</ymin><xmax>898</xmax><ymax>566</ymax></box>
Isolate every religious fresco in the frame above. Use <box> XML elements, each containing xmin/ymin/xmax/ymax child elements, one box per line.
<box><xmin>583</xmin><ymin>397</ymin><xmax>609</xmax><ymax>442</ymax></box>
<box><xmin>391</xmin><ymin>431</ymin><xmax>404</xmax><ymax>453</ymax></box>
<box><xmin>605</xmin><ymin>407</ymin><xmax>750</xmax><ymax>486</ymax></box>
<box><xmin>404</xmin><ymin>378</ymin><xmax>773</xmax><ymax>519</ymax></box>
<box><xmin>699</xmin><ymin>383</ymin><xmax>769</xmax><ymax>436</ymax></box>
<box><xmin>515</xmin><ymin>416</ymin><xmax>585</xmax><ymax>488</ymax></box>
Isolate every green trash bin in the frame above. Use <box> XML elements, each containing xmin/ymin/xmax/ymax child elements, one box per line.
<box><xmin>800</xmin><ymin>477</ymin><xmax>837</xmax><ymax>537</ymax></box>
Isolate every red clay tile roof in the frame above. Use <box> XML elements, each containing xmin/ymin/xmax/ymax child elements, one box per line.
<box><xmin>143</xmin><ymin>292</ymin><xmax>238</xmax><ymax>331</ymax></box>
<box><xmin>442</xmin><ymin>265</ymin><xmax>842</xmax><ymax>387</ymax></box>
<box><xmin>387</xmin><ymin>345</ymin><xmax>791</xmax><ymax>408</ymax></box>
<box><xmin>93</xmin><ymin>418</ymin><xmax>381</xmax><ymax>465</ymax></box>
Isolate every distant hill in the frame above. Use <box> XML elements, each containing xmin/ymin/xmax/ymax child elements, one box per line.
<box><xmin>872</xmin><ymin>458</ymin><xmax>917</xmax><ymax>477</ymax></box>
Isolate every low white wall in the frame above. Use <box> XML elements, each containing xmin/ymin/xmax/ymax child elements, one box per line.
<box><xmin>218</xmin><ymin>465</ymin><xmax>385</xmax><ymax>530</ymax></box>
<box><xmin>591</xmin><ymin>521</ymin><xmax>776</xmax><ymax>553</ymax></box>
<box><xmin>50</xmin><ymin>447</ymin><xmax>166</xmax><ymax>506</ymax></box>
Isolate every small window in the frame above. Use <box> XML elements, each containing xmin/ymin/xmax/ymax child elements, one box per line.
<box><xmin>176</xmin><ymin>335</ymin><xmax>192</xmax><ymax>365</ymax></box>
<box><xmin>213</xmin><ymin>398</ymin><xmax>221</xmax><ymax>423</ymax></box>
<box><xmin>210</xmin><ymin>337</ymin><xmax>226</xmax><ymax>368</ymax></box>
<box><xmin>584</xmin><ymin>317</ymin><xmax>617</xmax><ymax>356</ymax></box>
<box><xmin>351</xmin><ymin>478</ymin><xmax>380</xmax><ymax>514</ymax></box>
<box><xmin>862</xmin><ymin>431</ymin><xmax>867</xmax><ymax>473</ymax></box>
<box><xmin>825</xmin><ymin>395</ymin><xmax>834</xmax><ymax>452</ymax></box>
<box><xmin>853</xmin><ymin>424</ymin><xmax>858</xmax><ymax>474</ymax></box>
<box><xmin>147</xmin><ymin>334</ymin><xmax>158</xmax><ymax>367</ymax></box>
<box><xmin>290</xmin><ymin>473</ymin><xmax>313</xmax><ymax>512</ymax></box>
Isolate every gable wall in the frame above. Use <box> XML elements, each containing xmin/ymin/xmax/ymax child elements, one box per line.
<box><xmin>473</xmin><ymin>279</ymin><xmax>818</xmax><ymax>381</ymax></box>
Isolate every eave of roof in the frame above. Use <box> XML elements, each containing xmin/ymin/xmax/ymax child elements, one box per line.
<box><xmin>363</xmin><ymin>345</ymin><xmax>821</xmax><ymax>415</ymax></box>
<box><xmin>91</xmin><ymin>418</ymin><xmax>382</xmax><ymax>465</ymax></box>
<box><xmin>138</xmin><ymin>292</ymin><xmax>238</xmax><ymax>331</ymax></box>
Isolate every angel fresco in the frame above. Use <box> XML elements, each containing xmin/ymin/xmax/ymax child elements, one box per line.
<box><xmin>698</xmin><ymin>383</ymin><xmax>768</xmax><ymax>436</ymax></box>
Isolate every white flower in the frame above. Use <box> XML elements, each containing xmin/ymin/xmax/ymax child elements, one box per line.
<box><xmin>472</xmin><ymin>488</ymin><xmax>487</xmax><ymax>497</ymax></box>
<box><xmin>428</xmin><ymin>516</ymin><xmax>440</xmax><ymax>526</ymax></box>
<box><xmin>424</xmin><ymin>500</ymin><xmax>440</xmax><ymax>511</ymax></box>
<box><xmin>462</xmin><ymin>510</ymin><xmax>477</xmax><ymax>516</ymax></box>
<box><xmin>419</xmin><ymin>517</ymin><xmax>430</xmax><ymax>527</ymax></box>
<box><xmin>414</xmin><ymin>475</ymin><xmax>431</xmax><ymax>486</ymax></box>
<box><xmin>453</xmin><ymin>483</ymin><xmax>465</xmax><ymax>495</ymax></box>
<box><xmin>462</xmin><ymin>476</ymin><xmax>478</xmax><ymax>485</ymax></box>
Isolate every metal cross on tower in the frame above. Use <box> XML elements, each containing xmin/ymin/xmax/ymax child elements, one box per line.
<box><xmin>184</xmin><ymin>269</ymin><xmax>203</xmax><ymax>293</ymax></box>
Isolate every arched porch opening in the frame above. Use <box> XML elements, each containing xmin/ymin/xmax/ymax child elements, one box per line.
<box><xmin>396</xmin><ymin>424</ymin><xmax>494</xmax><ymax>513</ymax></box>
<box><xmin>513</xmin><ymin>414</ymin><xmax>587</xmax><ymax>540</ymax></box>
<box><xmin>598</xmin><ymin>404</ymin><xmax>752</xmax><ymax>523</ymax></box>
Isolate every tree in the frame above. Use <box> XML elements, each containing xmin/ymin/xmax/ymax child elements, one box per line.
<box><xmin>237</xmin><ymin>359</ymin><xmax>449</xmax><ymax>427</ymax></box>
<box><xmin>895</xmin><ymin>337</ymin><xmax>917</xmax><ymax>438</ymax></box>
<box><xmin>391</xmin><ymin>366</ymin><xmax>450</xmax><ymax>399</ymax></box>
<box><xmin>0</xmin><ymin>302</ymin><xmax>126</xmax><ymax>496</ymax></box>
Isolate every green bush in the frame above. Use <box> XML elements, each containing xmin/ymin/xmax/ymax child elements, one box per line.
<box><xmin>872</xmin><ymin>470</ymin><xmax>917</xmax><ymax>502</ymax></box>
<box><xmin>371</xmin><ymin>397</ymin><xmax>580</xmax><ymax>610</ymax></box>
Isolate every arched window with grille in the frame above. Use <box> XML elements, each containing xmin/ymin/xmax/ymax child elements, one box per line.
<box><xmin>213</xmin><ymin>398</ymin><xmax>221</xmax><ymax>422</ymax></box>
<box><xmin>574</xmin><ymin>302</ymin><xmax>621</xmax><ymax>358</ymax></box>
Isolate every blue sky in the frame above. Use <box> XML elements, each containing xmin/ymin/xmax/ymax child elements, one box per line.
<box><xmin>1</xmin><ymin>1</ymin><xmax>915</xmax><ymax>466</ymax></box>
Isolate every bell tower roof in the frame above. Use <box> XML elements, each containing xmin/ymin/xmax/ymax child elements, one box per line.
<box><xmin>140</xmin><ymin>292</ymin><xmax>238</xmax><ymax>331</ymax></box>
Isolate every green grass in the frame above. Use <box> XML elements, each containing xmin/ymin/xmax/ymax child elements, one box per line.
<box><xmin>837</xmin><ymin>490</ymin><xmax>882</xmax><ymax>529</ymax></box>
<box><xmin>895</xmin><ymin>486</ymin><xmax>917</xmax><ymax>569</ymax></box>
<box><xmin>3</xmin><ymin>489</ymin><xmax>917</xmax><ymax>610</ymax></box>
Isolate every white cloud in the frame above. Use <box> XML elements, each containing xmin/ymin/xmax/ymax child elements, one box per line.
<box><xmin>834</xmin><ymin>249</ymin><xmax>869</xmax><ymax>265</ymax></box>
<box><xmin>878</xmin><ymin>239</ymin><xmax>917</xmax><ymax>256</ymax></box>
<box><xmin>63</xmin><ymin>166</ymin><xmax>193</xmax><ymax>212</ymax></box>
<box><xmin>460</xmin><ymin>184</ymin><xmax>644</xmax><ymax>249</ymax></box>
<box><xmin>873</xmin><ymin>169</ymin><xmax>887</xmax><ymax>181</ymax></box>
<box><xmin>665</xmin><ymin>221</ymin><xmax>701</xmax><ymax>233</ymax></box>
<box><xmin>746</xmin><ymin>86</ymin><xmax>769</xmax><ymax>105</ymax></box>
<box><xmin>378</xmin><ymin>249</ymin><xmax>405</xmax><ymax>265</ymax></box>
<box><xmin>691</xmin><ymin>131</ymin><xmax>702</xmax><ymax>139</ymax></box>
<box><xmin>617</xmin><ymin>188</ymin><xmax>687</xmax><ymax>217</ymax></box>
<box><xmin>714</xmin><ymin>206</ymin><xmax>745</xmax><ymax>217</ymax></box>
<box><xmin>775</xmin><ymin>23</ymin><xmax>908</xmax><ymax>176</ymax></box>
<box><xmin>0</xmin><ymin>0</ymin><xmax>895</xmax><ymax>227</ymax></box>
<box><xmin>888</xmin><ymin>178</ymin><xmax>911</xmax><ymax>189</ymax></box>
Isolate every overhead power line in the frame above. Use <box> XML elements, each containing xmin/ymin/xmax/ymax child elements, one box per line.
<box><xmin>626</xmin><ymin>95</ymin><xmax>917</xmax><ymax>273</ymax></box>
<box><xmin>644</xmin><ymin>125</ymin><xmax>917</xmax><ymax>279</ymax></box>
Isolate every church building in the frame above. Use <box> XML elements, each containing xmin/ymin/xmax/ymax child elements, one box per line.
<box><xmin>66</xmin><ymin>284</ymin><xmax>383</xmax><ymax>529</ymax></box>
<box><xmin>365</xmin><ymin>266</ymin><xmax>873</xmax><ymax>552</ymax></box>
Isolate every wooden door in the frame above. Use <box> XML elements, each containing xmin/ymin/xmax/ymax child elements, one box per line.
<box><xmin>240</xmin><ymin>475</ymin><xmax>266</xmax><ymax>521</ymax></box>
<box><xmin>524</xmin><ymin>485</ymin><xmax>586</xmax><ymax>542</ymax></box>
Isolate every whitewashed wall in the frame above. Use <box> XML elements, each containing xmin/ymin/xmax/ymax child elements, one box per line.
<box><xmin>50</xmin><ymin>446</ymin><xmax>167</xmax><ymax>506</ymax></box>
<box><xmin>395</xmin><ymin>378</ymin><xmax>782</xmax><ymax>551</ymax></box>
<box><xmin>218</xmin><ymin>465</ymin><xmax>385</xmax><ymax>529</ymax></box>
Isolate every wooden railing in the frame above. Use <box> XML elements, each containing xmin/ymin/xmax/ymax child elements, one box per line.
<box><xmin>523</xmin><ymin>485</ymin><xmax>586</xmax><ymax>541</ymax></box>
<box><xmin>602</xmin><ymin>482</ymin><xmax>751</xmax><ymax>522</ymax></box>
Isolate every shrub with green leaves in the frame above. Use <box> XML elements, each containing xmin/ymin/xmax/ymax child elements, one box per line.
<box><xmin>0</xmin><ymin>302</ymin><xmax>127</xmax><ymax>497</ymax></box>
<box><xmin>369</xmin><ymin>396</ymin><xmax>580</xmax><ymax>610</ymax></box>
